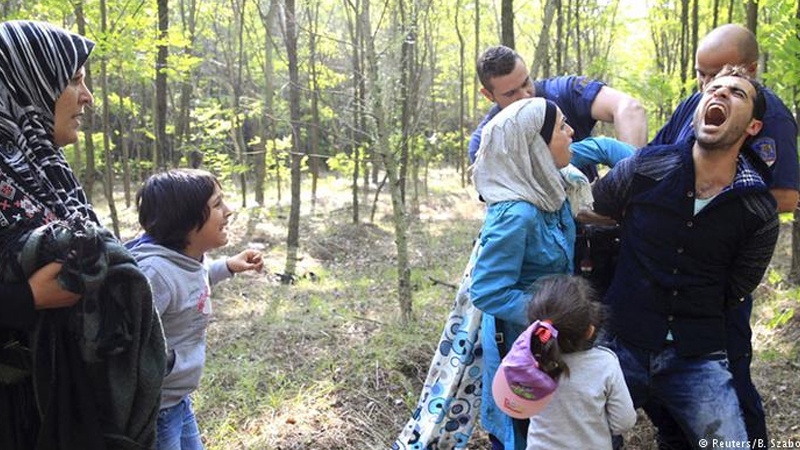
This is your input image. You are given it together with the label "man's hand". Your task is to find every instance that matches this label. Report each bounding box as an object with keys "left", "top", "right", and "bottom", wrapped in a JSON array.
[
  {"left": 770, "top": 188, "right": 799, "bottom": 214},
  {"left": 576, "top": 209, "right": 618, "bottom": 226}
]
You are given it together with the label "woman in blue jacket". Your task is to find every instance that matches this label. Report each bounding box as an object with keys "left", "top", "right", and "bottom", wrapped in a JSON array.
[{"left": 470, "top": 97, "right": 576, "bottom": 450}]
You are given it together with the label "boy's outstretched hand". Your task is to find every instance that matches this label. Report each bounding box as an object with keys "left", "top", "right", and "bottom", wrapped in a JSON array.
[{"left": 226, "top": 249, "right": 264, "bottom": 274}]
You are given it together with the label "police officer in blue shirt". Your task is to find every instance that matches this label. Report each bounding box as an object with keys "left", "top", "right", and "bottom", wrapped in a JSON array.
[{"left": 468, "top": 45, "right": 648, "bottom": 171}]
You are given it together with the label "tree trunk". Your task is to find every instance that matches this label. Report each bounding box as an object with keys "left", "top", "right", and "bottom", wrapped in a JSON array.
[
  {"left": 284, "top": 0, "right": 303, "bottom": 279},
  {"left": 75, "top": 1, "right": 97, "bottom": 202},
  {"left": 727, "top": 0, "right": 734, "bottom": 24},
  {"left": 531, "top": 0, "right": 558, "bottom": 79},
  {"left": 501, "top": 0, "right": 514, "bottom": 49},
  {"left": 679, "top": 0, "right": 689, "bottom": 97},
  {"left": 99, "top": 0, "right": 120, "bottom": 237},
  {"left": 556, "top": 0, "right": 563, "bottom": 74},
  {"left": 256, "top": 0, "right": 277, "bottom": 207},
  {"left": 308, "top": 3, "right": 322, "bottom": 212},
  {"left": 398, "top": 0, "right": 416, "bottom": 204},
  {"left": 790, "top": 0, "right": 800, "bottom": 283},
  {"left": 118, "top": 84, "right": 131, "bottom": 208},
  {"left": 230, "top": 0, "right": 248, "bottom": 208},
  {"left": 746, "top": 0, "right": 758, "bottom": 36},
  {"left": 456, "top": 0, "right": 466, "bottom": 186},
  {"left": 175, "top": 0, "right": 198, "bottom": 154},
  {"left": 472, "top": 0, "right": 479, "bottom": 125},
  {"left": 155, "top": 0, "right": 170, "bottom": 169},
  {"left": 574, "top": 0, "right": 582, "bottom": 73},
  {"left": 691, "top": 0, "right": 698, "bottom": 83},
  {"left": 344, "top": 0, "right": 362, "bottom": 223},
  {"left": 712, "top": 0, "right": 720, "bottom": 29},
  {"left": 363, "top": 0, "right": 413, "bottom": 322}
]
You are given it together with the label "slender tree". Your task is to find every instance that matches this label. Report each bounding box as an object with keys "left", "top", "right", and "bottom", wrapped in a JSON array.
[
  {"left": 790, "top": 0, "right": 800, "bottom": 283},
  {"left": 746, "top": 0, "right": 758, "bottom": 36},
  {"left": 530, "top": 0, "right": 558, "bottom": 79},
  {"left": 307, "top": 2, "right": 322, "bottom": 211},
  {"left": 284, "top": 0, "right": 303, "bottom": 279},
  {"left": 472, "top": 0, "right": 480, "bottom": 123},
  {"left": 256, "top": 0, "right": 277, "bottom": 206},
  {"left": 75, "top": 1, "right": 97, "bottom": 202},
  {"left": 344, "top": 0, "right": 362, "bottom": 223},
  {"left": 398, "top": 0, "right": 416, "bottom": 204},
  {"left": 556, "top": 0, "right": 563, "bottom": 73},
  {"left": 456, "top": 0, "right": 466, "bottom": 186},
  {"left": 174, "top": 0, "right": 199, "bottom": 153},
  {"left": 363, "top": 0, "right": 413, "bottom": 321},
  {"left": 501, "top": 0, "right": 514, "bottom": 48},
  {"left": 155, "top": 0, "right": 170, "bottom": 168},
  {"left": 228, "top": 0, "right": 248, "bottom": 207},
  {"left": 99, "top": 0, "right": 121, "bottom": 236}
]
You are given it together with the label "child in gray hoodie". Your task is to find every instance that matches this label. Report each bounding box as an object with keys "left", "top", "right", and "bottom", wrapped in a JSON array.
[{"left": 126, "top": 169, "right": 263, "bottom": 450}]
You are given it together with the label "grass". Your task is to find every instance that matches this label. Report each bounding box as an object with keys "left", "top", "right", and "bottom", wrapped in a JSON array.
[{"left": 93, "top": 166, "right": 800, "bottom": 449}]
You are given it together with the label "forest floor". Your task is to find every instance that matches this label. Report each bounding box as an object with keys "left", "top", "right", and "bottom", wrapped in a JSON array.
[{"left": 109, "top": 167, "right": 800, "bottom": 449}]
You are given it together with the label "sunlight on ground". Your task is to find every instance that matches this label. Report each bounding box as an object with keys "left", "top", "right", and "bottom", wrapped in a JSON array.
[{"left": 90, "top": 167, "right": 799, "bottom": 449}]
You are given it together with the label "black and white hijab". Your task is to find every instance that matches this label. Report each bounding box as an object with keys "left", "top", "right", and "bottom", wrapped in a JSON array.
[{"left": 0, "top": 20, "right": 96, "bottom": 230}]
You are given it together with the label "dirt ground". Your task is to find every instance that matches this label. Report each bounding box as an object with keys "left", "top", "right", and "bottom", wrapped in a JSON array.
[{"left": 193, "top": 174, "right": 800, "bottom": 449}]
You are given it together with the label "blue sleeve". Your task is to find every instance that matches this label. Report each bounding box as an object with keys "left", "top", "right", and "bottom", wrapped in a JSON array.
[
  {"left": 470, "top": 205, "right": 535, "bottom": 327},
  {"left": 755, "top": 92, "right": 799, "bottom": 191},
  {"left": 538, "top": 76, "right": 604, "bottom": 140},
  {"left": 570, "top": 136, "right": 635, "bottom": 169},
  {"left": 650, "top": 94, "right": 700, "bottom": 146},
  {"left": 468, "top": 104, "right": 501, "bottom": 163}
]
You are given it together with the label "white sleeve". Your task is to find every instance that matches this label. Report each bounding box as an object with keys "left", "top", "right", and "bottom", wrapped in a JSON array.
[
  {"left": 207, "top": 258, "right": 234, "bottom": 286},
  {"left": 605, "top": 356, "right": 637, "bottom": 435}
]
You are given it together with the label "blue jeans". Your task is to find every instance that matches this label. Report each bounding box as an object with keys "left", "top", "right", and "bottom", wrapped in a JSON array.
[
  {"left": 645, "top": 298, "right": 767, "bottom": 450},
  {"left": 725, "top": 297, "right": 767, "bottom": 446},
  {"left": 606, "top": 336, "right": 746, "bottom": 449},
  {"left": 157, "top": 397, "right": 204, "bottom": 450}
]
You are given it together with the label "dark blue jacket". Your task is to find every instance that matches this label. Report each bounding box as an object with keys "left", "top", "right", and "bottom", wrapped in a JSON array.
[{"left": 592, "top": 141, "right": 779, "bottom": 356}]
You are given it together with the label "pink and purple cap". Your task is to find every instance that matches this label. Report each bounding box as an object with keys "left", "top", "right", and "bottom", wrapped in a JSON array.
[{"left": 491, "top": 320, "right": 559, "bottom": 418}]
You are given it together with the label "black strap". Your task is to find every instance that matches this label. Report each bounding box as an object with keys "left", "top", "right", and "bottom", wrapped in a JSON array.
[{"left": 495, "top": 317, "right": 508, "bottom": 357}]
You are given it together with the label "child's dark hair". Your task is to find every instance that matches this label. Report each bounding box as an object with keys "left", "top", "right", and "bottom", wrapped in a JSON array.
[
  {"left": 526, "top": 274, "right": 605, "bottom": 379},
  {"left": 136, "top": 168, "right": 220, "bottom": 251}
]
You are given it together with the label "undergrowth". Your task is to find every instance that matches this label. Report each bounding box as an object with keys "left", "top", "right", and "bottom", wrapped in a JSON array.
[{"left": 92, "top": 167, "right": 799, "bottom": 449}]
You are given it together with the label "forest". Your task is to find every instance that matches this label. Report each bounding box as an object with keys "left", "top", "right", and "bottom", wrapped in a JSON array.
[
  {"left": 4, "top": 0, "right": 800, "bottom": 448},
  {"left": 6, "top": 0, "right": 800, "bottom": 318}
]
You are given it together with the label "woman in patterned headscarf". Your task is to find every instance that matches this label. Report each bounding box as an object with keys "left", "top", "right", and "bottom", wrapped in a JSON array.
[
  {"left": 0, "top": 21, "right": 164, "bottom": 450},
  {"left": 470, "top": 97, "right": 577, "bottom": 450}
]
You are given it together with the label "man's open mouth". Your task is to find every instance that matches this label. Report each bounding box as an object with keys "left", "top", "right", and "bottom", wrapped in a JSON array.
[{"left": 704, "top": 104, "right": 727, "bottom": 126}]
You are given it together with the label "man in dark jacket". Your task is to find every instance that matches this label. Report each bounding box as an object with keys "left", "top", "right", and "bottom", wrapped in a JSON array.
[{"left": 593, "top": 68, "right": 779, "bottom": 448}]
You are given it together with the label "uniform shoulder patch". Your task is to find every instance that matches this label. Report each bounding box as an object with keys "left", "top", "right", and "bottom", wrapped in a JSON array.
[{"left": 750, "top": 137, "right": 777, "bottom": 167}]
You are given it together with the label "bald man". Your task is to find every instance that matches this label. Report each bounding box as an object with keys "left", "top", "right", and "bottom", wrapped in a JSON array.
[
  {"left": 648, "top": 24, "right": 798, "bottom": 449},
  {"left": 653, "top": 24, "right": 799, "bottom": 212}
]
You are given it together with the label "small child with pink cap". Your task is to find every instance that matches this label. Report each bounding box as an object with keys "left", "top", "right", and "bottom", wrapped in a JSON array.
[{"left": 492, "top": 274, "right": 635, "bottom": 449}]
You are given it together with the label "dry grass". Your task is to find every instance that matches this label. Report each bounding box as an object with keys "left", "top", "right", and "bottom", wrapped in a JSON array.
[{"left": 100, "top": 168, "right": 800, "bottom": 449}]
